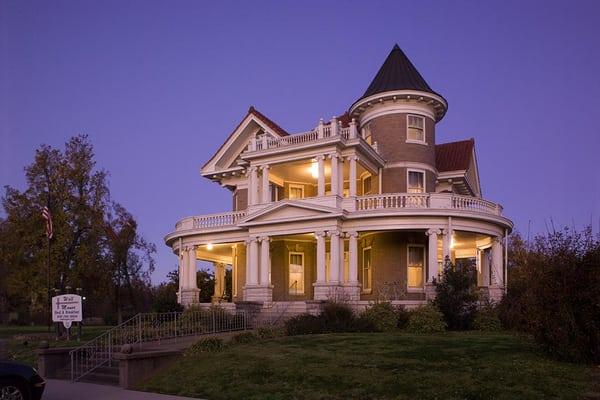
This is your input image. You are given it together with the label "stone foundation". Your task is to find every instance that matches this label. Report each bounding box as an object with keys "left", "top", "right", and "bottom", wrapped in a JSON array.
[
  {"left": 243, "top": 285, "right": 273, "bottom": 302},
  {"left": 179, "top": 288, "right": 200, "bottom": 307}
]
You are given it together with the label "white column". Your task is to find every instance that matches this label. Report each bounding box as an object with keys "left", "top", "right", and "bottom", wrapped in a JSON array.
[
  {"left": 328, "top": 230, "right": 341, "bottom": 283},
  {"left": 261, "top": 165, "right": 270, "bottom": 204},
  {"left": 317, "top": 155, "right": 325, "bottom": 197},
  {"left": 426, "top": 229, "right": 440, "bottom": 282},
  {"left": 246, "top": 237, "right": 259, "bottom": 285},
  {"left": 442, "top": 229, "right": 452, "bottom": 264},
  {"left": 338, "top": 157, "right": 344, "bottom": 196},
  {"left": 347, "top": 231, "right": 358, "bottom": 284},
  {"left": 232, "top": 245, "right": 238, "bottom": 298},
  {"left": 213, "top": 262, "right": 225, "bottom": 298},
  {"left": 259, "top": 236, "right": 270, "bottom": 286},
  {"left": 248, "top": 167, "right": 258, "bottom": 206},
  {"left": 330, "top": 154, "right": 339, "bottom": 196},
  {"left": 316, "top": 231, "right": 326, "bottom": 283},
  {"left": 187, "top": 246, "right": 197, "bottom": 289},
  {"left": 178, "top": 248, "right": 186, "bottom": 292},
  {"left": 491, "top": 237, "right": 504, "bottom": 286},
  {"left": 349, "top": 156, "right": 357, "bottom": 197}
]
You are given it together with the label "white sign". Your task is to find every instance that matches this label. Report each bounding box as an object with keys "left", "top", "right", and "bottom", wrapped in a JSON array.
[
  {"left": 52, "top": 294, "right": 82, "bottom": 324},
  {"left": 63, "top": 320, "right": 72, "bottom": 329}
]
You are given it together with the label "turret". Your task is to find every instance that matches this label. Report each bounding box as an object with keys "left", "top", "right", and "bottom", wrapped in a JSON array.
[{"left": 349, "top": 45, "right": 448, "bottom": 193}]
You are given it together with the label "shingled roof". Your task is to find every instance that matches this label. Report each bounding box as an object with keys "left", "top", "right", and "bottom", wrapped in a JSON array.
[
  {"left": 359, "top": 44, "right": 440, "bottom": 101},
  {"left": 248, "top": 106, "right": 289, "bottom": 137},
  {"left": 435, "top": 139, "right": 474, "bottom": 172}
]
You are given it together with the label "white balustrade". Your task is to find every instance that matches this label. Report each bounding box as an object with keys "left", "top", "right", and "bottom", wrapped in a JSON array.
[
  {"left": 356, "top": 193, "right": 503, "bottom": 216},
  {"left": 175, "top": 211, "right": 246, "bottom": 231}
]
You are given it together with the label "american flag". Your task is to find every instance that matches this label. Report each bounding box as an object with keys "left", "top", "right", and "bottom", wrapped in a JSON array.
[{"left": 42, "top": 206, "right": 53, "bottom": 239}]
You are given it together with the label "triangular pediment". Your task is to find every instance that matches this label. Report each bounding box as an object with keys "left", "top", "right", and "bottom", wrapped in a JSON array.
[
  {"left": 240, "top": 201, "right": 342, "bottom": 225},
  {"left": 201, "top": 107, "right": 288, "bottom": 175}
]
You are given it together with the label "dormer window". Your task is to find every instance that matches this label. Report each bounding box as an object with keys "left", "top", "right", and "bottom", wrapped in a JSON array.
[
  {"left": 407, "top": 115, "right": 425, "bottom": 143},
  {"left": 407, "top": 170, "right": 425, "bottom": 193}
]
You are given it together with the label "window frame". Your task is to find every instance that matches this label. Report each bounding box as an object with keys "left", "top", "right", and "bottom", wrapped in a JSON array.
[
  {"left": 407, "top": 169, "right": 426, "bottom": 193},
  {"left": 406, "top": 114, "right": 426, "bottom": 144},
  {"left": 361, "top": 174, "right": 372, "bottom": 195},
  {"left": 288, "top": 183, "right": 305, "bottom": 200},
  {"left": 288, "top": 251, "right": 305, "bottom": 295},
  {"left": 362, "top": 246, "right": 372, "bottom": 294},
  {"left": 407, "top": 244, "right": 426, "bottom": 291}
]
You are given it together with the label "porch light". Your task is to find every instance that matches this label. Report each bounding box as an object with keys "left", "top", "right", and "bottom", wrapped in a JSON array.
[
  {"left": 206, "top": 243, "right": 214, "bottom": 250},
  {"left": 450, "top": 235, "right": 456, "bottom": 249},
  {"left": 310, "top": 160, "right": 319, "bottom": 179}
]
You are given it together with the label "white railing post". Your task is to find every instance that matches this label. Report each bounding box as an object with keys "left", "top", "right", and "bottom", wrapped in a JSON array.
[
  {"left": 349, "top": 118, "right": 358, "bottom": 139},
  {"left": 330, "top": 116, "right": 338, "bottom": 136},
  {"left": 317, "top": 118, "right": 324, "bottom": 139}
]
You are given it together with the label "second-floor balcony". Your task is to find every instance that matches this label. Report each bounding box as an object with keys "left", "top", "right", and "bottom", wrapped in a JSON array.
[{"left": 172, "top": 192, "right": 505, "bottom": 234}]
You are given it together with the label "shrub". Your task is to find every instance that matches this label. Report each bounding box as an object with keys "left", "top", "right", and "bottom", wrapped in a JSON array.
[
  {"left": 285, "top": 314, "right": 324, "bottom": 336},
  {"left": 406, "top": 304, "right": 446, "bottom": 334},
  {"left": 256, "top": 326, "right": 283, "bottom": 340},
  {"left": 360, "top": 302, "right": 398, "bottom": 332},
  {"left": 434, "top": 258, "right": 479, "bottom": 330},
  {"left": 230, "top": 331, "right": 258, "bottom": 345},
  {"left": 185, "top": 337, "right": 224, "bottom": 356},
  {"left": 473, "top": 302, "right": 502, "bottom": 331},
  {"left": 320, "top": 301, "right": 356, "bottom": 332},
  {"left": 395, "top": 306, "right": 411, "bottom": 329},
  {"left": 500, "top": 228, "right": 600, "bottom": 363}
]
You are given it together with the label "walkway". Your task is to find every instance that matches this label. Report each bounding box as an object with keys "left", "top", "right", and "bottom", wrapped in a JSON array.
[{"left": 43, "top": 379, "right": 202, "bottom": 400}]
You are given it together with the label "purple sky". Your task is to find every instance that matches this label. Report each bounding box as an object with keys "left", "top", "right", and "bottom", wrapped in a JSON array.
[{"left": 2, "top": 1, "right": 599, "bottom": 283}]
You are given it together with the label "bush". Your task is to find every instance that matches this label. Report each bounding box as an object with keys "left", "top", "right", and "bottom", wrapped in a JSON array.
[
  {"left": 395, "top": 306, "right": 411, "bottom": 329},
  {"left": 360, "top": 302, "right": 398, "bottom": 332},
  {"left": 256, "top": 326, "right": 282, "bottom": 340},
  {"left": 406, "top": 304, "right": 446, "bottom": 334},
  {"left": 285, "top": 314, "right": 324, "bottom": 336},
  {"left": 500, "top": 228, "right": 600, "bottom": 363},
  {"left": 434, "top": 258, "right": 479, "bottom": 330},
  {"left": 185, "top": 337, "right": 224, "bottom": 356},
  {"left": 230, "top": 331, "right": 258, "bottom": 345},
  {"left": 473, "top": 302, "right": 502, "bottom": 331},
  {"left": 320, "top": 301, "right": 356, "bottom": 332}
]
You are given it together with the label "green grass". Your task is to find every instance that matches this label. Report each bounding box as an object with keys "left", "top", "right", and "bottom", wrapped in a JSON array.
[
  {"left": 139, "top": 331, "right": 595, "bottom": 400},
  {"left": 0, "top": 324, "right": 112, "bottom": 366}
]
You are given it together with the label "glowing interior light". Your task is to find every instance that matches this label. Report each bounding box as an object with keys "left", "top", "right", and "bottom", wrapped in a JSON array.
[
  {"left": 310, "top": 160, "right": 319, "bottom": 179},
  {"left": 450, "top": 236, "right": 456, "bottom": 249},
  {"left": 206, "top": 243, "right": 214, "bottom": 250}
]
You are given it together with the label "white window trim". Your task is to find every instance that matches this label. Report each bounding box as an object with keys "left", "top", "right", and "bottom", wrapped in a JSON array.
[
  {"left": 407, "top": 244, "right": 426, "bottom": 292},
  {"left": 288, "top": 183, "right": 305, "bottom": 199},
  {"left": 362, "top": 246, "right": 372, "bottom": 294},
  {"left": 406, "top": 114, "right": 427, "bottom": 145},
  {"left": 288, "top": 251, "right": 305, "bottom": 295},
  {"left": 407, "top": 168, "right": 426, "bottom": 193}
]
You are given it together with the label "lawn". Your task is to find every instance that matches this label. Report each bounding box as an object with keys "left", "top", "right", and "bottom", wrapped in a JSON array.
[
  {"left": 0, "top": 324, "right": 112, "bottom": 366},
  {"left": 139, "top": 331, "right": 596, "bottom": 400}
]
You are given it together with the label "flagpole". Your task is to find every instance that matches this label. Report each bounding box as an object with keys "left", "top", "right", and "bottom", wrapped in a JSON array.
[{"left": 47, "top": 228, "right": 51, "bottom": 333}]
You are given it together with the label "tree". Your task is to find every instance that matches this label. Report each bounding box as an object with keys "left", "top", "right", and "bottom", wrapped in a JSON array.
[
  {"left": 434, "top": 257, "right": 479, "bottom": 330},
  {"left": 0, "top": 135, "right": 155, "bottom": 323}
]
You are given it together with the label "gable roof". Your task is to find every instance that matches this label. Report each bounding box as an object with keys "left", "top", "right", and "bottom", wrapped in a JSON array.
[
  {"left": 435, "top": 138, "right": 475, "bottom": 172},
  {"left": 201, "top": 106, "right": 288, "bottom": 172},
  {"left": 359, "top": 44, "right": 441, "bottom": 101}
]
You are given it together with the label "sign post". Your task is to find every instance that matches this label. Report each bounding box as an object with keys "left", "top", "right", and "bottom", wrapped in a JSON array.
[{"left": 52, "top": 294, "right": 82, "bottom": 340}]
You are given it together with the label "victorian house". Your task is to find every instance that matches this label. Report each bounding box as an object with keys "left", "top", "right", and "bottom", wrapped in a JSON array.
[{"left": 165, "top": 45, "right": 513, "bottom": 311}]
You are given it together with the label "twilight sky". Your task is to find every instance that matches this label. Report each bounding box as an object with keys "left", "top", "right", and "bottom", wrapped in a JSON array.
[{"left": 2, "top": 0, "right": 599, "bottom": 283}]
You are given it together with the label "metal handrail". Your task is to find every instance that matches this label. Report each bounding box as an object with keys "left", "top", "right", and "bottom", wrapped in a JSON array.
[{"left": 70, "top": 308, "right": 247, "bottom": 382}]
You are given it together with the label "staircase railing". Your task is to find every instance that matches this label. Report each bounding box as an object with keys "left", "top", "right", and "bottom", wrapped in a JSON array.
[{"left": 70, "top": 308, "right": 247, "bottom": 382}]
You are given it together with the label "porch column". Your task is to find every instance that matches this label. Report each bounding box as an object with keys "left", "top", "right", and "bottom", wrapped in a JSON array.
[
  {"left": 315, "top": 231, "right": 326, "bottom": 283},
  {"left": 212, "top": 262, "right": 226, "bottom": 302},
  {"left": 246, "top": 237, "right": 259, "bottom": 285},
  {"left": 426, "top": 229, "right": 440, "bottom": 282},
  {"left": 442, "top": 229, "right": 451, "bottom": 265},
  {"left": 347, "top": 231, "right": 358, "bottom": 284},
  {"left": 491, "top": 237, "right": 504, "bottom": 286},
  {"left": 329, "top": 154, "right": 339, "bottom": 196},
  {"left": 260, "top": 165, "right": 270, "bottom": 204},
  {"left": 328, "top": 230, "right": 341, "bottom": 283},
  {"left": 187, "top": 246, "right": 197, "bottom": 290},
  {"left": 259, "top": 236, "right": 271, "bottom": 286},
  {"left": 348, "top": 156, "right": 357, "bottom": 197},
  {"left": 248, "top": 166, "right": 258, "bottom": 206},
  {"left": 317, "top": 155, "right": 325, "bottom": 197}
]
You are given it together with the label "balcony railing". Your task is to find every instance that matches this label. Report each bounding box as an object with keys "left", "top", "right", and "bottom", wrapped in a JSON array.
[
  {"left": 249, "top": 117, "right": 358, "bottom": 152},
  {"left": 355, "top": 193, "right": 503, "bottom": 215},
  {"left": 175, "top": 210, "right": 247, "bottom": 231}
]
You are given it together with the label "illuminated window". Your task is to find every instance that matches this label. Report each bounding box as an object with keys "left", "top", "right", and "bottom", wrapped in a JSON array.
[
  {"left": 407, "top": 170, "right": 425, "bottom": 193},
  {"left": 289, "top": 184, "right": 304, "bottom": 199},
  {"left": 289, "top": 252, "right": 304, "bottom": 295},
  {"left": 407, "top": 115, "right": 425, "bottom": 143},
  {"left": 362, "top": 175, "right": 372, "bottom": 195},
  {"left": 407, "top": 245, "right": 425, "bottom": 289},
  {"left": 362, "top": 247, "right": 372, "bottom": 293}
]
